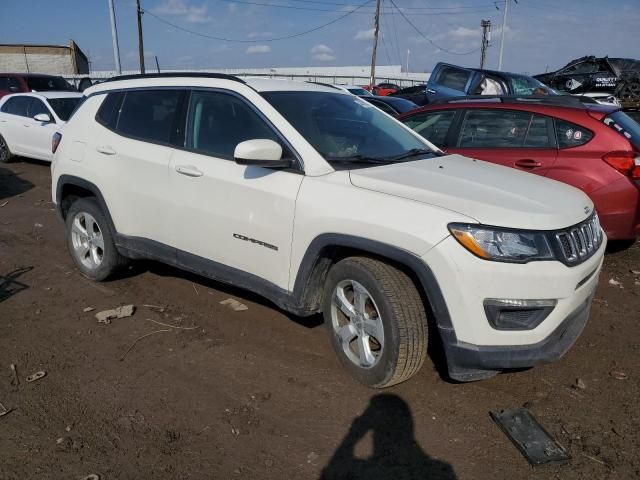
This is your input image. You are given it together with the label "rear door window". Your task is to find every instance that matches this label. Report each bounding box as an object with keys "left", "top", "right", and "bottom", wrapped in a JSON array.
[
  {"left": 554, "top": 119, "right": 593, "bottom": 148},
  {"left": 436, "top": 66, "right": 471, "bottom": 91},
  {"left": 115, "top": 90, "right": 184, "bottom": 145},
  {"left": 401, "top": 110, "right": 455, "bottom": 148},
  {"left": 459, "top": 109, "right": 533, "bottom": 148},
  {"left": 1, "top": 97, "right": 30, "bottom": 116}
]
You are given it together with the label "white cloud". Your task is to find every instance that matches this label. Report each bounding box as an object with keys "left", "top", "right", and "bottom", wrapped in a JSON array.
[
  {"left": 153, "top": 0, "right": 212, "bottom": 23},
  {"left": 448, "top": 26, "right": 478, "bottom": 39},
  {"left": 354, "top": 28, "right": 375, "bottom": 41},
  {"left": 246, "top": 45, "right": 271, "bottom": 54},
  {"left": 227, "top": 2, "right": 238, "bottom": 13},
  {"left": 310, "top": 44, "right": 336, "bottom": 61}
]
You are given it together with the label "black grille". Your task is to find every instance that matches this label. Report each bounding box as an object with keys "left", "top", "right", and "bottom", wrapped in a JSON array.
[{"left": 554, "top": 214, "right": 603, "bottom": 266}]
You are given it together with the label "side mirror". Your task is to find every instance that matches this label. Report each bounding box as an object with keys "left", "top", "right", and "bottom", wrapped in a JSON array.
[
  {"left": 234, "top": 139, "right": 290, "bottom": 168},
  {"left": 34, "top": 113, "right": 52, "bottom": 123}
]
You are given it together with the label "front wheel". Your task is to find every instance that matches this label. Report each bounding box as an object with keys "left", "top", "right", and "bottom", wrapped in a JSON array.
[{"left": 322, "top": 257, "right": 428, "bottom": 388}]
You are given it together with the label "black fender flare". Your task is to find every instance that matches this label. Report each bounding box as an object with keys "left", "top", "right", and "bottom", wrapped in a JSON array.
[{"left": 55, "top": 175, "right": 118, "bottom": 234}]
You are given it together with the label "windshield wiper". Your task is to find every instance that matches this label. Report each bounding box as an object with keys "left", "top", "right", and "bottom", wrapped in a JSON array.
[
  {"left": 382, "top": 148, "right": 439, "bottom": 162},
  {"left": 324, "top": 154, "right": 391, "bottom": 165}
]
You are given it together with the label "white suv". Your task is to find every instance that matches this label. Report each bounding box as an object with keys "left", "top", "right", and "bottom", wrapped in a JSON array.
[{"left": 51, "top": 74, "right": 606, "bottom": 387}]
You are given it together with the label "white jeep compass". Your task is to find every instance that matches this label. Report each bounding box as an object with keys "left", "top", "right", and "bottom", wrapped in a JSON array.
[{"left": 51, "top": 74, "right": 605, "bottom": 387}]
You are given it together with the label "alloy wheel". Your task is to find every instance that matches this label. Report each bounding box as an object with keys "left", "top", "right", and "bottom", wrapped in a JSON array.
[
  {"left": 70, "top": 211, "right": 105, "bottom": 270},
  {"left": 331, "top": 279, "right": 385, "bottom": 368}
]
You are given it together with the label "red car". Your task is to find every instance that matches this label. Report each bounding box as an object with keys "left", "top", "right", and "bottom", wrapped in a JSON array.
[
  {"left": 398, "top": 96, "right": 640, "bottom": 242},
  {"left": 363, "top": 82, "right": 400, "bottom": 96},
  {"left": 0, "top": 73, "right": 75, "bottom": 99}
]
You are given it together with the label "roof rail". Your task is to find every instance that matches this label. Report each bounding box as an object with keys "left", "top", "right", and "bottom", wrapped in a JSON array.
[
  {"left": 101, "top": 72, "right": 245, "bottom": 84},
  {"left": 305, "top": 81, "right": 341, "bottom": 90},
  {"left": 432, "top": 94, "right": 594, "bottom": 108}
]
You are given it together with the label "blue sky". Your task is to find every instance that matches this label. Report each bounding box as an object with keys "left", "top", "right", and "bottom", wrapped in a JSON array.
[{"left": 1, "top": 0, "right": 639, "bottom": 75}]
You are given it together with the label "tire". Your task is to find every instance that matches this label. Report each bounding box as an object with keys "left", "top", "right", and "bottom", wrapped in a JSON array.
[
  {"left": 65, "top": 197, "right": 128, "bottom": 281},
  {"left": 322, "top": 256, "right": 428, "bottom": 388},
  {"left": 0, "top": 134, "right": 14, "bottom": 163}
]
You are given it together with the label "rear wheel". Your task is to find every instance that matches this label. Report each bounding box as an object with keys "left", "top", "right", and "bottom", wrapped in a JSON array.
[
  {"left": 615, "top": 80, "right": 640, "bottom": 103},
  {"left": 65, "top": 197, "right": 128, "bottom": 281},
  {"left": 0, "top": 135, "right": 13, "bottom": 163},
  {"left": 322, "top": 257, "right": 428, "bottom": 388}
]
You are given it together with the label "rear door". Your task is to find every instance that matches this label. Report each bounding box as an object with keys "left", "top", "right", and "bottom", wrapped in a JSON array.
[
  {"left": 426, "top": 64, "right": 475, "bottom": 102},
  {"left": 92, "top": 88, "right": 185, "bottom": 245},
  {"left": 0, "top": 96, "right": 32, "bottom": 154},
  {"left": 446, "top": 108, "right": 558, "bottom": 175}
]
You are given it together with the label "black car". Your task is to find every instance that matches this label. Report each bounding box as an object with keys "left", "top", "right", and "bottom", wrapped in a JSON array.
[
  {"left": 388, "top": 84, "right": 429, "bottom": 106},
  {"left": 534, "top": 56, "right": 640, "bottom": 107},
  {"left": 361, "top": 95, "right": 418, "bottom": 116},
  {"left": 422, "top": 62, "right": 556, "bottom": 104}
]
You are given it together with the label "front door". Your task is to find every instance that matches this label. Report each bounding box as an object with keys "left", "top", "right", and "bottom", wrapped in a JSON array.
[
  {"left": 169, "top": 89, "right": 303, "bottom": 290},
  {"left": 22, "top": 97, "right": 58, "bottom": 161},
  {"left": 446, "top": 108, "right": 558, "bottom": 176}
]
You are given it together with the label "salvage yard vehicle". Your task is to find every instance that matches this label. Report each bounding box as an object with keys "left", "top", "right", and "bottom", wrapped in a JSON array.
[
  {"left": 52, "top": 73, "right": 605, "bottom": 387},
  {"left": 399, "top": 96, "right": 640, "bottom": 242},
  {"left": 361, "top": 95, "right": 418, "bottom": 116},
  {"left": 425, "top": 62, "right": 556, "bottom": 103},
  {"left": 0, "top": 73, "right": 76, "bottom": 99},
  {"left": 535, "top": 56, "right": 640, "bottom": 107},
  {"left": 0, "top": 92, "right": 83, "bottom": 163}
]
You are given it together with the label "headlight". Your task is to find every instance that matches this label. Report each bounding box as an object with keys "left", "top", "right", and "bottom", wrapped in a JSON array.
[{"left": 448, "top": 223, "right": 555, "bottom": 263}]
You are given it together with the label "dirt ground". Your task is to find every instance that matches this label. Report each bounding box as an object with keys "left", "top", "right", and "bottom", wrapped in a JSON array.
[{"left": 1, "top": 160, "right": 639, "bottom": 480}]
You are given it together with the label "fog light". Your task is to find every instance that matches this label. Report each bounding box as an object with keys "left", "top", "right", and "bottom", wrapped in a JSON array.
[{"left": 484, "top": 299, "right": 557, "bottom": 330}]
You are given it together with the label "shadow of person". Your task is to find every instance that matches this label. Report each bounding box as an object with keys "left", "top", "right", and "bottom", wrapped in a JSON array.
[{"left": 320, "top": 394, "right": 457, "bottom": 480}]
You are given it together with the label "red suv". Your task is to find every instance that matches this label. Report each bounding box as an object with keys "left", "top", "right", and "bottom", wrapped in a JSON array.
[
  {"left": 0, "top": 73, "right": 75, "bottom": 99},
  {"left": 398, "top": 97, "right": 640, "bottom": 242}
]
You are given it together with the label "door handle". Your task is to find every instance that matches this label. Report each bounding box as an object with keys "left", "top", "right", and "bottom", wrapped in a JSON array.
[
  {"left": 426, "top": 88, "right": 437, "bottom": 94},
  {"left": 95, "top": 145, "right": 116, "bottom": 155},
  {"left": 175, "top": 165, "right": 203, "bottom": 177},
  {"left": 515, "top": 159, "right": 542, "bottom": 169}
]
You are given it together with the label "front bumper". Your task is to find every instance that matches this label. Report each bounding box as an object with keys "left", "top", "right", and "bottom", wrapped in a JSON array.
[
  {"left": 421, "top": 234, "right": 605, "bottom": 382},
  {"left": 441, "top": 295, "right": 593, "bottom": 381}
]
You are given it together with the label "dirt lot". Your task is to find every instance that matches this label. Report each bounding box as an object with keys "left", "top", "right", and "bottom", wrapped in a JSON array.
[{"left": 1, "top": 160, "right": 639, "bottom": 480}]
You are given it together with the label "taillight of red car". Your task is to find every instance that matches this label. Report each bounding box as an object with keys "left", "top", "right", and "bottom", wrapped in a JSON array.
[
  {"left": 602, "top": 151, "right": 640, "bottom": 178},
  {"left": 52, "top": 132, "right": 62, "bottom": 154}
]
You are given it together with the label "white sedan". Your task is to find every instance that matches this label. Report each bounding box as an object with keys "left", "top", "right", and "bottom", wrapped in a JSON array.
[{"left": 0, "top": 91, "right": 83, "bottom": 163}]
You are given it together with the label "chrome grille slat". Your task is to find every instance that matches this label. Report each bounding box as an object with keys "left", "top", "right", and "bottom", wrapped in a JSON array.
[{"left": 554, "top": 214, "right": 602, "bottom": 266}]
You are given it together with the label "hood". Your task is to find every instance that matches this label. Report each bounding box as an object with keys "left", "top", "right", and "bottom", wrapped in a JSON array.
[{"left": 349, "top": 154, "right": 593, "bottom": 230}]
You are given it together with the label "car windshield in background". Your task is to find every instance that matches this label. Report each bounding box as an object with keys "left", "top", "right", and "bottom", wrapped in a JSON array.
[
  {"left": 26, "top": 76, "right": 73, "bottom": 92},
  {"left": 509, "top": 75, "right": 556, "bottom": 95},
  {"left": 604, "top": 110, "right": 640, "bottom": 150},
  {"left": 347, "top": 88, "right": 372, "bottom": 96},
  {"left": 262, "top": 91, "right": 436, "bottom": 166},
  {"left": 48, "top": 97, "right": 82, "bottom": 121}
]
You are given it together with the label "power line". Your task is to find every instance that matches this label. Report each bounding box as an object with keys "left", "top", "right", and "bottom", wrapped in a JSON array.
[
  {"left": 142, "top": 0, "right": 374, "bottom": 43},
  {"left": 281, "top": 0, "right": 500, "bottom": 9},
  {"left": 387, "top": 0, "right": 481, "bottom": 55},
  {"left": 214, "top": 0, "right": 495, "bottom": 15},
  {"left": 388, "top": 0, "right": 404, "bottom": 66}
]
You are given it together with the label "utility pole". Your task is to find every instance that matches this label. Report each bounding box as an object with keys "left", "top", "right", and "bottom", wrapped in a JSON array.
[
  {"left": 498, "top": 0, "right": 509, "bottom": 70},
  {"left": 480, "top": 20, "right": 491, "bottom": 69},
  {"left": 107, "top": 0, "right": 122, "bottom": 74},
  {"left": 136, "top": 0, "right": 145, "bottom": 74},
  {"left": 406, "top": 49, "right": 410, "bottom": 76},
  {"left": 369, "top": 0, "right": 381, "bottom": 90}
]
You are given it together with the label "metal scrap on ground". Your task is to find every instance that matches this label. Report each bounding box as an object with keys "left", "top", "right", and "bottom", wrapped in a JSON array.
[
  {"left": 95, "top": 304, "right": 136, "bottom": 324},
  {"left": 25, "top": 371, "right": 46, "bottom": 383},
  {"left": 220, "top": 298, "right": 249, "bottom": 311}
]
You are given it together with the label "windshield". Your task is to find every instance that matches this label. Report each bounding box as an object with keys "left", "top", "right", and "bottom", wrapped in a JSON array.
[
  {"left": 47, "top": 97, "right": 82, "bottom": 121},
  {"left": 604, "top": 110, "right": 640, "bottom": 151},
  {"left": 509, "top": 74, "right": 556, "bottom": 95},
  {"left": 262, "top": 91, "right": 435, "bottom": 165},
  {"left": 347, "top": 88, "right": 372, "bottom": 96},
  {"left": 27, "top": 76, "right": 74, "bottom": 92}
]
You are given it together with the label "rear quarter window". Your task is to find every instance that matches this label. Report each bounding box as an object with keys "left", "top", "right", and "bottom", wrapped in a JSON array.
[
  {"left": 554, "top": 119, "right": 593, "bottom": 148},
  {"left": 95, "top": 92, "right": 125, "bottom": 128}
]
